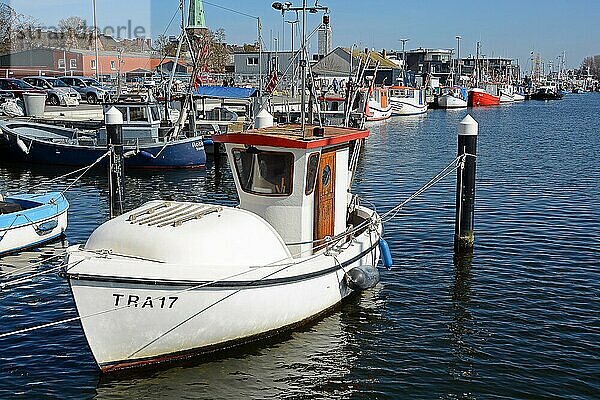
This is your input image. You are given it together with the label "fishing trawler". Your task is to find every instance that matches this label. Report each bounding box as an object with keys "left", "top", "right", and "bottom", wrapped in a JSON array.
[
  {"left": 62, "top": 0, "right": 388, "bottom": 373},
  {"left": 388, "top": 86, "right": 428, "bottom": 115},
  {"left": 64, "top": 122, "right": 386, "bottom": 372}
]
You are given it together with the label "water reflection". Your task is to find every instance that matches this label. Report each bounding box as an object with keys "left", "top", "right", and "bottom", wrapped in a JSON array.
[{"left": 448, "top": 255, "right": 477, "bottom": 388}]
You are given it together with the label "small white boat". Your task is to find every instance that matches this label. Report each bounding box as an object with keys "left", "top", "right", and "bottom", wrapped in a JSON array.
[
  {"left": 64, "top": 123, "right": 387, "bottom": 372},
  {"left": 388, "top": 86, "right": 428, "bottom": 115},
  {"left": 437, "top": 87, "right": 468, "bottom": 109},
  {"left": 0, "top": 192, "right": 68, "bottom": 255},
  {"left": 364, "top": 87, "right": 392, "bottom": 121}
]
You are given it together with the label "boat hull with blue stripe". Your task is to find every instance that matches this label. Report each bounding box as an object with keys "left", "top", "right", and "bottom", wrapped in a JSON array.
[
  {"left": 0, "top": 121, "right": 206, "bottom": 168},
  {"left": 0, "top": 192, "right": 68, "bottom": 256}
]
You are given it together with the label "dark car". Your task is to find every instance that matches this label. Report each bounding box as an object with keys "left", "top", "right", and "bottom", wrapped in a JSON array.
[{"left": 0, "top": 78, "right": 46, "bottom": 99}]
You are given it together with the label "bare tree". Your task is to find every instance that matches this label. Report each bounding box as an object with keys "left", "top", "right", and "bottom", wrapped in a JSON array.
[{"left": 581, "top": 55, "right": 600, "bottom": 79}]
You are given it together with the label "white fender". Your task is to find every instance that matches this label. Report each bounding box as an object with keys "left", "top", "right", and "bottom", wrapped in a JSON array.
[{"left": 16, "top": 137, "right": 30, "bottom": 155}]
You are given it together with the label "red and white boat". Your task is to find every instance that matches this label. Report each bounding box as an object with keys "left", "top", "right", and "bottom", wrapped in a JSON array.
[{"left": 468, "top": 87, "right": 500, "bottom": 107}]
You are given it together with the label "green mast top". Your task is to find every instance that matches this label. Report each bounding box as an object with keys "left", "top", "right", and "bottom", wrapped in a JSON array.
[{"left": 188, "top": 0, "right": 207, "bottom": 29}]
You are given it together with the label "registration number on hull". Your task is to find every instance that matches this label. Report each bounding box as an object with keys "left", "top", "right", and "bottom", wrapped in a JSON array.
[{"left": 113, "top": 294, "right": 178, "bottom": 309}]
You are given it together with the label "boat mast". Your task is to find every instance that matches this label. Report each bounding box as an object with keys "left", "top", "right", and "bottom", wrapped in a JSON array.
[
  {"left": 300, "top": 0, "right": 307, "bottom": 135},
  {"left": 475, "top": 41, "right": 480, "bottom": 87},
  {"left": 92, "top": 0, "right": 100, "bottom": 80}
]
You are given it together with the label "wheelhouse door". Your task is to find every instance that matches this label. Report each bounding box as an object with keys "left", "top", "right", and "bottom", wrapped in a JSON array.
[{"left": 314, "top": 150, "right": 336, "bottom": 245}]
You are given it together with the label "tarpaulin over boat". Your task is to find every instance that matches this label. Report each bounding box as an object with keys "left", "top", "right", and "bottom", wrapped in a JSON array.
[{"left": 193, "top": 86, "right": 257, "bottom": 99}]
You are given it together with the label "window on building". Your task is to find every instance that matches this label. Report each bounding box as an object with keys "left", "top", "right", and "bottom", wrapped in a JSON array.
[
  {"left": 58, "top": 59, "right": 65, "bottom": 69},
  {"left": 233, "top": 148, "right": 294, "bottom": 196},
  {"left": 110, "top": 60, "right": 116, "bottom": 70},
  {"left": 247, "top": 57, "right": 259, "bottom": 66},
  {"left": 90, "top": 59, "right": 96, "bottom": 70},
  {"left": 69, "top": 59, "right": 77, "bottom": 69}
]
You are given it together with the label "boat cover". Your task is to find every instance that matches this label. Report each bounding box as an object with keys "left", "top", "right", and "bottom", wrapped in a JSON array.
[{"left": 193, "top": 86, "right": 257, "bottom": 99}]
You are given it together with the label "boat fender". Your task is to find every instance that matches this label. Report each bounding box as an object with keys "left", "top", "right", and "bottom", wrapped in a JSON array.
[
  {"left": 140, "top": 150, "right": 156, "bottom": 159},
  {"left": 16, "top": 138, "right": 30, "bottom": 155},
  {"left": 35, "top": 220, "right": 58, "bottom": 235},
  {"left": 345, "top": 265, "right": 380, "bottom": 291},
  {"left": 379, "top": 238, "right": 393, "bottom": 269},
  {"left": 123, "top": 150, "right": 138, "bottom": 159}
]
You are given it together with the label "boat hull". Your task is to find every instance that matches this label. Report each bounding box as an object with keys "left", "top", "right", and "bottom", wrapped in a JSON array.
[
  {"left": 0, "top": 193, "right": 68, "bottom": 255},
  {"left": 365, "top": 105, "right": 392, "bottom": 121},
  {"left": 437, "top": 94, "right": 467, "bottom": 109},
  {"left": 66, "top": 218, "right": 381, "bottom": 372},
  {"left": 0, "top": 127, "right": 206, "bottom": 168},
  {"left": 389, "top": 99, "right": 428, "bottom": 115},
  {"left": 468, "top": 89, "right": 500, "bottom": 107}
]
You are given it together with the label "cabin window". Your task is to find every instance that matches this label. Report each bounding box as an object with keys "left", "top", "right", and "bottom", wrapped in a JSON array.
[
  {"left": 305, "top": 153, "right": 320, "bottom": 195},
  {"left": 233, "top": 149, "right": 294, "bottom": 196},
  {"left": 129, "top": 106, "right": 148, "bottom": 122},
  {"left": 150, "top": 106, "right": 161, "bottom": 122}
]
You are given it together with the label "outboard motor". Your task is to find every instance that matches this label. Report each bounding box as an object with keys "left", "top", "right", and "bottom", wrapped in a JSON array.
[{"left": 345, "top": 264, "right": 380, "bottom": 291}]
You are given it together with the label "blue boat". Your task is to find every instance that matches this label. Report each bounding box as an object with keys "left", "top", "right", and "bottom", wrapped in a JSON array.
[
  {"left": 0, "top": 192, "right": 68, "bottom": 255},
  {"left": 0, "top": 121, "right": 206, "bottom": 168},
  {"left": 0, "top": 100, "right": 206, "bottom": 168}
]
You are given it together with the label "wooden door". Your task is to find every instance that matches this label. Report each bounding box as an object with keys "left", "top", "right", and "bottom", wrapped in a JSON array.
[{"left": 314, "top": 150, "right": 336, "bottom": 244}]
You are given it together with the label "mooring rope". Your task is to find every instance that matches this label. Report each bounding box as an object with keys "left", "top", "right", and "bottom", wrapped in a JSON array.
[{"left": 0, "top": 253, "right": 66, "bottom": 279}]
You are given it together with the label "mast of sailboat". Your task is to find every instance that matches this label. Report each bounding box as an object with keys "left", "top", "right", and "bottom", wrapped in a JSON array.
[
  {"left": 272, "top": 1, "right": 328, "bottom": 137},
  {"left": 456, "top": 35, "right": 462, "bottom": 85},
  {"left": 166, "top": 0, "right": 186, "bottom": 115},
  {"left": 475, "top": 41, "right": 480, "bottom": 87},
  {"left": 92, "top": 0, "right": 100, "bottom": 80}
]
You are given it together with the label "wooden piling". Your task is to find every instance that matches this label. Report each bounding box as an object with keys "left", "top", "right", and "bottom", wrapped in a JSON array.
[
  {"left": 454, "top": 115, "right": 478, "bottom": 256},
  {"left": 105, "top": 106, "right": 125, "bottom": 218}
]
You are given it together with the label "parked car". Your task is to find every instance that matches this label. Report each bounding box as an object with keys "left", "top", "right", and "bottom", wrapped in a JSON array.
[
  {"left": 59, "top": 76, "right": 112, "bottom": 104},
  {"left": 0, "top": 78, "right": 46, "bottom": 100},
  {"left": 22, "top": 76, "right": 81, "bottom": 106}
]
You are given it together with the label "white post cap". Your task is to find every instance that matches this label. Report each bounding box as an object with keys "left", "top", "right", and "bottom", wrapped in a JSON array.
[
  {"left": 105, "top": 106, "right": 123, "bottom": 125},
  {"left": 459, "top": 114, "right": 478, "bottom": 136}
]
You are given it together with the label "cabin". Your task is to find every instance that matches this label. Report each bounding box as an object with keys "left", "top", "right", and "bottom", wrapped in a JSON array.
[{"left": 214, "top": 124, "right": 369, "bottom": 257}]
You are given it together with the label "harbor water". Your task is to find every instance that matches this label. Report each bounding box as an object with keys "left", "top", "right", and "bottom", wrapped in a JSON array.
[{"left": 0, "top": 94, "right": 598, "bottom": 399}]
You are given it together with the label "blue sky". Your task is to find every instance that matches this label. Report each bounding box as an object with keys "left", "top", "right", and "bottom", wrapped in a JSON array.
[{"left": 6, "top": 0, "right": 600, "bottom": 69}]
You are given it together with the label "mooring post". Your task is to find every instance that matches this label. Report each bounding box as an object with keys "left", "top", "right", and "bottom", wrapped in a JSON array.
[
  {"left": 105, "top": 106, "right": 125, "bottom": 218},
  {"left": 454, "top": 114, "right": 478, "bottom": 256}
]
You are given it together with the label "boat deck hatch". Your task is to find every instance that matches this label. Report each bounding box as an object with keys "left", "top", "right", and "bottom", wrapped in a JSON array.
[{"left": 127, "top": 202, "right": 222, "bottom": 227}]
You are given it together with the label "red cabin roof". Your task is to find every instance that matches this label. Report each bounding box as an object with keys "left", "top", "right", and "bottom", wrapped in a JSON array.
[{"left": 213, "top": 125, "right": 369, "bottom": 149}]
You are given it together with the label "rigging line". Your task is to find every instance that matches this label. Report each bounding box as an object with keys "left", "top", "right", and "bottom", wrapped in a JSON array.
[
  {"left": 126, "top": 242, "right": 335, "bottom": 359},
  {"left": 0, "top": 263, "right": 66, "bottom": 291},
  {"left": 58, "top": 151, "right": 110, "bottom": 197},
  {"left": 0, "top": 253, "right": 66, "bottom": 279},
  {"left": 202, "top": 1, "right": 258, "bottom": 20},
  {"left": 382, "top": 155, "right": 465, "bottom": 222}
]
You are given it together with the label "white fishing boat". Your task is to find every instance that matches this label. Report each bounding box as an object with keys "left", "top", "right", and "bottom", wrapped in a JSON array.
[
  {"left": 388, "top": 86, "right": 428, "bottom": 115},
  {"left": 0, "top": 192, "right": 68, "bottom": 255},
  {"left": 364, "top": 87, "right": 392, "bottom": 121},
  {"left": 437, "top": 87, "right": 468, "bottom": 109},
  {"left": 499, "top": 86, "right": 515, "bottom": 103},
  {"left": 64, "top": 123, "right": 389, "bottom": 372}
]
